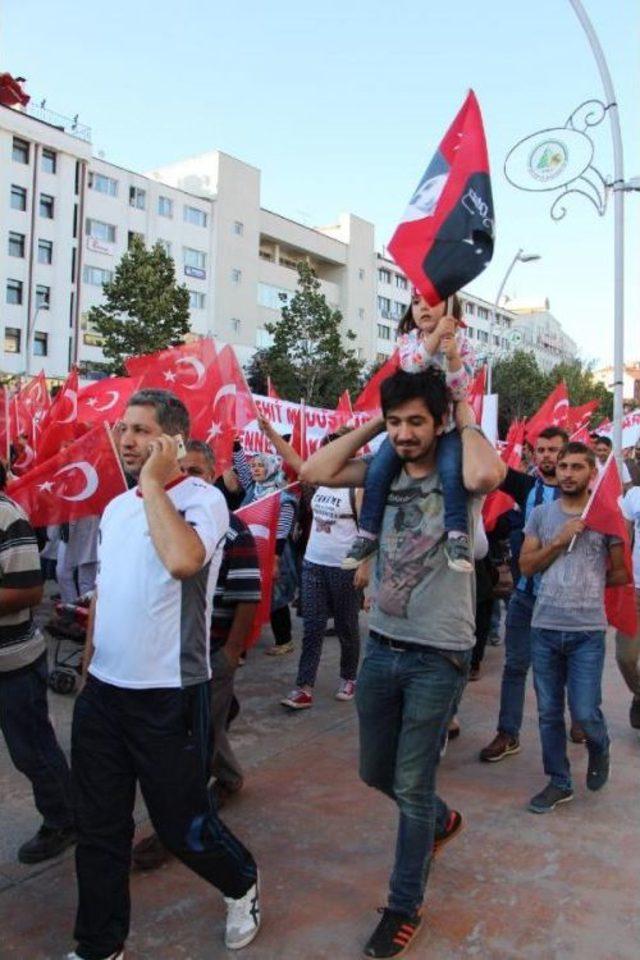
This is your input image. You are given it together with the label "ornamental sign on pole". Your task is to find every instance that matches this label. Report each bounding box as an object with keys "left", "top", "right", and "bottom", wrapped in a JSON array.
[{"left": 504, "top": 101, "right": 608, "bottom": 219}]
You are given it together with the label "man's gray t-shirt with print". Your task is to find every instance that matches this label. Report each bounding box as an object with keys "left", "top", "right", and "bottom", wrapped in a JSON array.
[
  {"left": 525, "top": 498, "right": 616, "bottom": 631},
  {"left": 369, "top": 469, "right": 476, "bottom": 651}
]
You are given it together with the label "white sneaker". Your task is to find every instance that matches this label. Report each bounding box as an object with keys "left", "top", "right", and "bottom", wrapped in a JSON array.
[
  {"left": 66, "top": 952, "right": 124, "bottom": 959},
  {"left": 224, "top": 873, "right": 261, "bottom": 949},
  {"left": 335, "top": 679, "right": 356, "bottom": 701}
]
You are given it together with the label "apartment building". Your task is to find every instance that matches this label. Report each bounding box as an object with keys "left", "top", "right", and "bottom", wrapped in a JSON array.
[{"left": 1, "top": 97, "right": 576, "bottom": 381}]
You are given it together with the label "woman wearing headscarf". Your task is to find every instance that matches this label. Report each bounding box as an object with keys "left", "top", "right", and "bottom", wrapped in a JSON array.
[{"left": 233, "top": 444, "right": 299, "bottom": 655}]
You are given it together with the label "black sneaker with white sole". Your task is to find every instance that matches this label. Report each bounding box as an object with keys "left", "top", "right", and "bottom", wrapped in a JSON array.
[
  {"left": 444, "top": 535, "right": 473, "bottom": 573},
  {"left": 528, "top": 783, "right": 574, "bottom": 814},
  {"left": 363, "top": 907, "right": 423, "bottom": 958},
  {"left": 341, "top": 535, "right": 378, "bottom": 570},
  {"left": 586, "top": 746, "right": 610, "bottom": 791}
]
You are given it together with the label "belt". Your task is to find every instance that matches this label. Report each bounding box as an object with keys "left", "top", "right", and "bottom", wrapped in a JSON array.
[{"left": 370, "top": 630, "right": 427, "bottom": 653}]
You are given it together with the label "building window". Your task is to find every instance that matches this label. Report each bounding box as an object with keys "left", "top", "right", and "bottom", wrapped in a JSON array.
[
  {"left": 129, "top": 186, "right": 146, "bottom": 210},
  {"left": 184, "top": 206, "right": 208, "bottom": 227},
  {"left": 156, "top": 239, "right": 172, "bottom": 255},
  {"left": 256, "top": 328, "right": 274, "bottom": 348},
  {"left": 231, "top": 317, "right": 241, "bottom": 332},
  {"left": 4, "top": 327, "right": 21, "bottom": 353},
  {"left": 358, "top": 268, "right": 365, "bottom": 281},
  {"left": 12, "top": 137, "right": 29, "bottom": 164},
  {"left": 478, "top": 306, "right": 489, "bottom": 320},
  {"left": 395, "top": 275, "right": 408, "bottom": 290},
  {"left": 128, "top": 231, "right": 144, "bottom": 249},
  {"left": 188, "top": 290, "right": 206, "bottom": 310},
  {"left": 35, "top": 285, "right": 51, "bottom": 310},
  {"left": 158, "top": 196, "right": 173, "bottom": 217},
  {"left": 6, "top": 279, "right": 23, "bottom": 305},
  {"left": 378, "top": 268, "right": 392, "bottom": 284},
  {"left": 377, "top": 296, "right": 391, "bottom": 318},
  {"left": 33, "top": 332, "right": 48, "bottom": 357},
  {"left": 258, "top": 283, "right": 293, "bottom": 310},
  {"left": 83, "top": 265, "right": 114, "bottom": 286},
  {"left": 465, "top": 301, "right": 475, "bottom": 315},
  {"left": 377, "top": 324, "right": 391, "bottom": 341},
  {"left": 233, "top": 220, "right": 244, "bottom": 236},
  {"left": 88, "top": 172, "right": 118, "bottom": 196},
  {"left": 184, "top": 247, "right": 206, "bottom": 278},
  {"left": 8, "top": 232, "right": 25, "bottom": 258},
  {"left": 39, "top": 193, "right": 54, "bottom": 219},
  {"left": 86, "top": 218, "right": 116, "bottom": 243},
  {"left": 392, "top": 300, "right": 406, "bottom": 319},
  {"left": 38, "top": 239, "right": 53, "bottom": 265},
  {"left": 231, "top": 268, "right": 242, "bottom": 283},
  {"left": 11, "top": 185, "right": 27, "bottom": 211},
  {"left": 467, "top": 327, "right": 474, "bottom": 339},
  {"left": 42, "top": 149, "right": 57, "bottom": 174}
]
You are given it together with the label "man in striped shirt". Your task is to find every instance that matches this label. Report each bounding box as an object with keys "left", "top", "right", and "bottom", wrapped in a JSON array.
[{"left": 0, "top": 462, "right": 74, "bottom": 863}]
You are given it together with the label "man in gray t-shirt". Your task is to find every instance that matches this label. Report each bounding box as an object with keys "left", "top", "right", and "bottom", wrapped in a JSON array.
[
  {"left": 519, "top": 441, "right": 627, "bottom": 816},
  {"left": 300, "top": 368, "right": 505, "bottom": 957}
]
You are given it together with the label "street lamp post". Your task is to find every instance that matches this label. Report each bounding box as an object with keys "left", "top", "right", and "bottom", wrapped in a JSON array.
[
  {"left": 486, "top": 249, "right": 540, "bottom": 394},
  {"left": 568, "top": 0, "right": 625, "bottom": 460},
  {"left": 25, "top": 305, "right": 43, "bottom": 378}
]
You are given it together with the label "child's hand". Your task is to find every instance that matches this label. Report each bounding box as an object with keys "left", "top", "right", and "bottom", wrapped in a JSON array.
[
  {"left": 435, "top": 316, "right": 456, "bottom": 341},
  {"left": 440, "top": 334, "right": 459, "bottom": 361}
]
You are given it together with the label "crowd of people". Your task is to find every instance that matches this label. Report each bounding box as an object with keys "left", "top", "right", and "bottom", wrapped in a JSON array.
[{"left": 1, "top": 291, "right": 639, "bottom": 960}]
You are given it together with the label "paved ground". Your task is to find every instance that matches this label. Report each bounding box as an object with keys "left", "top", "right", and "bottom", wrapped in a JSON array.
[{"left": 1, "top": 611, "right": 639, "bottom": 960}]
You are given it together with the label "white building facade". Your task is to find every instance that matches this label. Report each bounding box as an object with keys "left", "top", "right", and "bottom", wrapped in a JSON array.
[{"left": 1, "top": 100, "right": 576, "bottom": 380}]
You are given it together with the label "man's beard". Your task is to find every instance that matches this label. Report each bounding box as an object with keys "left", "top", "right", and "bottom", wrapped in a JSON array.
[
  {"left": 561, "top": 482, "right": 589, "bottom": 498},
  {"left": 538, "top": 463, "right": 555, "bottom": 478}
]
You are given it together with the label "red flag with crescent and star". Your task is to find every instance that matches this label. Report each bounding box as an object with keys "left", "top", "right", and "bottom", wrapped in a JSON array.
[
  {"left": 525, "top": 382, "right": 569, "bottom": 445},
  {"left": 36, "top": 369, "right": 85, "bottom": 465},
  {"left": 234, "top": 490, "right": 282, "bottom": 649},
  {"left": 77, "top": 376, "right": 142, "bottom": 425},
  {"left": 353, "top": 351, "right": 401, "bottom": 415},
  {"left": 388, "top": 90, "right": 495, "bottom": 306},
  {"left": 7, "top": 423, "right": 127, "bottom": 526}
]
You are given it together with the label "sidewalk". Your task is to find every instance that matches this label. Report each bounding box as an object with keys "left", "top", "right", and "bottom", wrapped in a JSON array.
[{"left": 1, "top": 619, "right": 639, "bottom": 959}]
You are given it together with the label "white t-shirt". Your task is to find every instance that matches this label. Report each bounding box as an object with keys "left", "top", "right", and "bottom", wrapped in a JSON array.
[
  {"left": 597, "top": 458, "right": 631, "bottom": 484},
  {"left": 90, "top": 476, "right": 229, "bottom": 689},
  {"left": 304, "top": 486, "right": 358, "bottom": 567},
  {"left": 622, "top": 486, "right": 640, "bottom": 588}
]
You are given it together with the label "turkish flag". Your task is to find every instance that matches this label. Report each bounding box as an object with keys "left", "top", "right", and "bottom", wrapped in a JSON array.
[
  {"left": 482, "top": 419, "right": 526, "bottom": 532},
  {"left": 0, "top": 73, "right": 30, "bottom": 108},
  {"left": 216, "top": 345, "right": 259, "bottom": 429},
  {"left": 525, "top": 382, "right": 569, "bottom": 445},
  {"left": 9, "top": 371, "right": 50, "bottom": 447},
  {"left": 234, "top": 491, "right": 281, "bottom": 648},
  {"left": 469, "top": 366, "right": 486, "bottom": 424},
  {"left": 77, "top": 376, "right": 142, "bottom": 425},
  {"left": 570, "top": 424, "right": 593, "bottom": 445},
  {"left": 567, "top": 401, "right": 598, "bottom": 434},
  {"left": 8, "top": 423, "right": 127, "bottom": 527},
  {"left": 267, "top": 377, "right": 280, "bottom": 400},
  {"left": 125, "top": 337, "right": 218, "bottom": 385},
  {"left": 582, "top": 454, "right": 637, "bottom": 635},
  {"left": 36, "top": 369, "right": 83, "bottom": 464},
  {"left": 354, "top": 351, "right": 400, "bottom": 414},
  {"left": 388, "top": 90, "right": 494, "bottom": 306}
]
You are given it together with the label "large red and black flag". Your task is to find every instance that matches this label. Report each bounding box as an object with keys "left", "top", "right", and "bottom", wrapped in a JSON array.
[{"left": 388, "top": 90, "right": 494, "bottom": 306}]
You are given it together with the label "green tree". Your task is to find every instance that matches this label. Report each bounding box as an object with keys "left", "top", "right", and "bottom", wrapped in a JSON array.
[
  {"left": 251, "top": 261, "right": 364, "bottom": 407},
  {"left": 492, "top": 350, "right": 613, "bottom": 437},
  {"left": 86, "top": 236, "right": 191, "bottom": 374}
]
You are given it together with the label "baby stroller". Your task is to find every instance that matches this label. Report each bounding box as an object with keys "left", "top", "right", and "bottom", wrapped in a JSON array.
[{"left": 45, "top": 596, "right": 91, "bottom": 694}]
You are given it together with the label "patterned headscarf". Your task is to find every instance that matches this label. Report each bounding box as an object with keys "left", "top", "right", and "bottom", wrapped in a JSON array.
[{"left": 250, "top": 453, "right": 285, "bottom": 499}]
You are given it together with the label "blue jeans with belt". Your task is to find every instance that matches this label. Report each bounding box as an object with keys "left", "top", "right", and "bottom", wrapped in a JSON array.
[
  {"left": 356, "top": 634, "right": 469, "bottom": 915},
  {"left": 531, "top": 627, "right": 609, "bottom": 791}
]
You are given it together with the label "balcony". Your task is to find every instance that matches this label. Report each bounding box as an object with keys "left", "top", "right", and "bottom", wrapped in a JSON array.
[{"left": 23, "top": 101, "right": 92, "bottom": 143}]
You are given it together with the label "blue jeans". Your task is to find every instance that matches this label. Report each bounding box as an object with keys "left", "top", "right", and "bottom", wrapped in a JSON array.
[
  {"left": 497, "top": 590, "right": 536, "bottom": 737},
  {"left": 531, "top": 628, "right": 609, "bottom": 791},
  {"left": 359, "top": 432, "right": 467, "bottom": 537},
  {"left": 357, "top": 635, "right": 469, "bottom": 915},
  {"left": 0, "top": 653, "right": 73, "bottom": 830}
]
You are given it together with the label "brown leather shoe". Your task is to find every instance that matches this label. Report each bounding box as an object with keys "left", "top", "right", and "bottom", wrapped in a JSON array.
[
  {"left": 479, "top": 732, "right": 520, "bottom": 763},
  {"left": 132, "top": 832, "right": 171, "bottom": 871},
  {"left": 569, "top": 722, "right": 587, "bottom": 744}
]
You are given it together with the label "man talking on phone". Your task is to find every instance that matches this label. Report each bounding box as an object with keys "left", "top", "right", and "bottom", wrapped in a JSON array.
[{"left": 68, "top": 390, "right": 260, "bottom": 960}]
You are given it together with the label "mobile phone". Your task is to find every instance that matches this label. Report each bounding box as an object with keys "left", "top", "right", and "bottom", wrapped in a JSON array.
[{"left": 175, "top": 434, "right": 187, "bottom": 459}]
